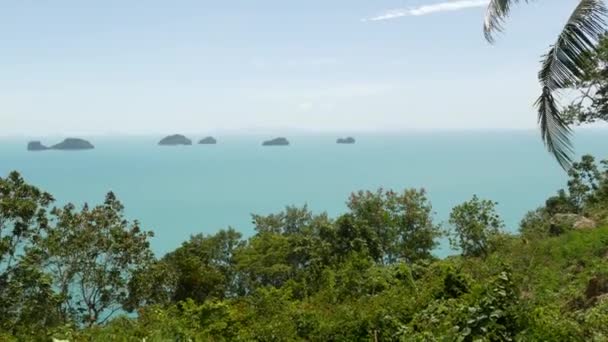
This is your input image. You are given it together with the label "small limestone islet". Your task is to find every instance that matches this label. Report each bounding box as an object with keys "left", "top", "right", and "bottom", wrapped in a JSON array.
[
  {"left": 158, "top": 134, "right": 192, "bottom": 146},
  {"left": 27, "top": 138, "right": 94, "bottom": 151},
  {"left": 24, "top": 135, "right": 369, "bottom": 150},
  {"left": 262, "top": 137, "right": 290, "bottom": 146},
  {"left": 336, "top": 137, "right": 356, "bottom": 144},
  {"left": 27, "top": 141, "right": 49, "bottom": 151},
  {"left": 198, "top": 136, "right": 217, "bottom": 145}
]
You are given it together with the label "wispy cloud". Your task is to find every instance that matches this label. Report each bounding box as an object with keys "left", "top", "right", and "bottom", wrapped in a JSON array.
[{"left": 363, "top": 0, "right": 489, "bottom": 22}]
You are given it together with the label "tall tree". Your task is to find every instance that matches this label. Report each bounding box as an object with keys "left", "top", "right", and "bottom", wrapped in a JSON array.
[
  {"left": 448, "top": 195, "right": 505, "bottom": 257},
  {"left": 484, "top": 0, "right": 607, "bottom": 169},
  {"left": 0, "top": 172, "right": 61, "bottom": 334},
  {"left": 41, "top": 192, "right": 154, "bottom": 326},
  {"left": 347, "top": 188, "right": 441, "bottom": 264},
  {"left": 163, "top": 228, "right": 244, "bottom": 304}
]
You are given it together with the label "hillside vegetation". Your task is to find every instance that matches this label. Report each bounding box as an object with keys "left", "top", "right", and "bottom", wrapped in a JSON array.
[{"left": 1, "top": 155, "right": 607, "bottom": 341}]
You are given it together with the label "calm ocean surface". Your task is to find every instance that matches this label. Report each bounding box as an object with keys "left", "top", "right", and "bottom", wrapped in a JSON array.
[{"left": 1, "top": 131, "right": 606, "bottom": 256}]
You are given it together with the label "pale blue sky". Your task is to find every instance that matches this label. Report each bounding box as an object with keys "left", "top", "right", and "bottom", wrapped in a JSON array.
[{"left": 0, "top": 0, "right": 584, "bottom": 136}]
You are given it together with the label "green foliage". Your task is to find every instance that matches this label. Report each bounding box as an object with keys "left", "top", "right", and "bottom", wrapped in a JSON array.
[
  {"left": 47, "top": 228, "right": 608, "bottom": 340},
  {"left": 519, "top": 207, "right": 552, "bottom": 238},
  {"left": 520, "top": 155, "right": 608, "bottom": 239},
  {"left": 3, "top": 165, "right": 608, "bottom": 340},
  {"left": 42, "top": 192, "right": 155, "bottom": 326},
  {"left": 0, "top": 171, "right": 53, "bottom": 266},
  {"left": 563, "top": 35, "right": 608, "bottom": 126},
  {"left": 148, "top": 228, "right": 244, "bottom": 306},
  {"left": 448, "top": 195, "right": 505, "bottom": 257},
  {"left": 441, "top": 267, "right": 471, "bottom": 299},
  {"left": 0, "top": 171, "right": 61, "bottom": 337},
  {"left": 347, "top": 188, "right": 441, "bottom": 264},
  {"left": 454, "top": 269, "right": 520, "bottom": 341}
]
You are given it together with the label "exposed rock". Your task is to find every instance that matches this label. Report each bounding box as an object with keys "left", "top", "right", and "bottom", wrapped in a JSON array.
[
  {"left": 27, "top": 141, "right": 49, "bottom": 151},
  {"left": 51, "top": 138, "right": 94, "bottom": 150},
  {"left": 549, "top": 213, "right": 596, "bottom": 235},
  {"left": 573, "top": 217, "right": 597, "bottom": 230},
  {"left": 159, "top": 134, "right": 192, "bottom": 146},
  {"left": 551, "top": 213, "right": 580, "bottom": 227},
  {"left": 337, "top": 137, "right": 355, "bottom": 144},
  {"left": 198, "top": 136, "right": 217, "bottom": 145},
  {"left": 262, "top": 137, "right": 289, "bottom": 146}
]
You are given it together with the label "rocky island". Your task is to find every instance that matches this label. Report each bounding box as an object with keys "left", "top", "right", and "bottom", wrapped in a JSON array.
[
  {"left": 337, "top": 137, "right": 356, "bottom": 144},
  {"left": 28, "top": 138, "right": 94, "bottom": 151},
  {"left": 159, "top": 134, "right": 192, "bottom": 146},
  {"left": 27, "top": 141, "right": 49, "bottom": 151},
  {"left": 51, "top": 138, "right": 95, "bottom": 150},
  {"left": 198, "top": 136, "right": 217, "bottom": 145},
  {"left": 262, "top": 137, "right": 289, "bottom": 146}
]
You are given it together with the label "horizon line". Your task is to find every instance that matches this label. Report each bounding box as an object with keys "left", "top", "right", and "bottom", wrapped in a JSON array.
[{"left": 1, "top": 127, "right": 607, "bottom": 139}]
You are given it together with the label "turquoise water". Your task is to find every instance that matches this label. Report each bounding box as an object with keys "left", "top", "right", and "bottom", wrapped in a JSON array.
[{"left": 1, "top": 131, "right": 606, "bottom": 256}]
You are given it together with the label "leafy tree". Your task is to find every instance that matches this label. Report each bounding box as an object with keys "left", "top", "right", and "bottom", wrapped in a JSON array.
[
  {"left": 172, "top": 229, "right": 244, "bottom": 301},
  {"left": 519, "top": 207, "right": 552, "bottom": 238},
  {"left": 448, "top": 195, "right": 505, "bottom": 257},
  {"left": 347, "top": 188, "right": 441, "bottom": 264},
  {"left": 565, "top": 154, "right": 608, "bottom": 212},
  {"left": 562, "top": 35, "right": 608, "bottom": 125},
  {"left": 236, "top": 206, "right": 332, "bottom": 295},
  {"left": 545, "top": 189, "right": 579, "bottom": 216},
  {"left": 252, "top": 204, "right": 316, "bottom": 235},
  {"left": 0, "top": 171, "right": 53, "bottom": 268},
  {"left": 484, "top": 0, "right": 608, "bottom": 168},
  {"left": 327, "top": 213, "right": 383, "bottom": 264},
  {"left": 0, "top": 171, "right": 62, "bottom": 334},
  {"left": 41, "top": 192, "right": 154, "bottom": 326},
  {"left": 235, "top": 231, "right": 293, "bottom": 291},
  {"left": 5, "top": 171, "right": 608, "bottom": 341},
  {"left": 530, "top": 155, "right": 608, "bottom": 229},
  {"left": 137, "top": 228, "right": 245, "bottom": 306},
  {"left": 239, "top": 287, "right": 299, "bottom": 341}
]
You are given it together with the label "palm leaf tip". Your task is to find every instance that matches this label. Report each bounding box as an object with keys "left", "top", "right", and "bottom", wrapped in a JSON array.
[
  {"left": 483, "top": 0, "right": 526, "bottom": 43},
  {"left": 535, "top": 87, "right": 574, "bottom": 170},
  {"left": 535, "top": 0, "right": 608, "bottom": 170}
]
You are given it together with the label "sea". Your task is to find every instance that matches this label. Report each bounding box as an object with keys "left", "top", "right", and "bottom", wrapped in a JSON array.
[{"left": 1, "top": 130, "right": 606, "bottom": 257}]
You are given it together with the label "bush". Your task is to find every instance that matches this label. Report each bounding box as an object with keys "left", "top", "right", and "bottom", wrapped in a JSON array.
[{"left": 448, "top": 195, "right": 505, "bottom": 257}]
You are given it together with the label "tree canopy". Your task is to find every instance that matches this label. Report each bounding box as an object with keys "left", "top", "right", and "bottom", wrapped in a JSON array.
[{"left": 2, "top": 161, "right": 608, "bottom": 340}]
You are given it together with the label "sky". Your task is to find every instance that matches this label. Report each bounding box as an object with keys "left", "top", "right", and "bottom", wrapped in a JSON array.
[{"left": 0, "top": 0, "right": 589, "bottom": 136}]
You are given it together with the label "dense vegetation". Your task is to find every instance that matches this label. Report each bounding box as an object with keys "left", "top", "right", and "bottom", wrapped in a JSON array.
[{"left": 1, "top": 155, "right": 608, "bottom": 341}]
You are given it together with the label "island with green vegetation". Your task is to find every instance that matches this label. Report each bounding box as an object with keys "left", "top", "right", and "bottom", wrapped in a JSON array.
[
  {"left": 158, "top": 134, "right": 192, "bottom": 146},
  {"left": 2, "top": 154, "right": 608, "bottom": 341},
  {"left": 198, "top": 136, "right": 217, "bottom": 144},
  {"left": 262, "top": 137, "right": 289, "bottom": 146},
  {"left": 336, "top": 137, "right": 355, "bottom": 144}
]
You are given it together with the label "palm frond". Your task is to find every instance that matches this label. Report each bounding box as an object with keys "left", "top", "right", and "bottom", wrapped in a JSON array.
[
  {"left": 484, "top": 0, "right": 527, "bottom": 43},
  {"left": 537, "top": 0, "right": 607, "bottom": 169},
  {"left": 535, "top": 87, "right": 574, "bottom": 170}
]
